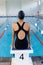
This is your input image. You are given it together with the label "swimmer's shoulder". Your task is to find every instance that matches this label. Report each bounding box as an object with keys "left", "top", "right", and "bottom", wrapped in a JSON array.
[
  {"left": 12, "top": 22, "right": 17, "bottom": 26},
  {"left": 24, "top": 22, "right": 30, "bottom": 27},
  {"left": 12, "top": 22, "right": 17, "bottom": 27},
  {"left": 12, "top": 22, "right": 18, "bottom": 30}
]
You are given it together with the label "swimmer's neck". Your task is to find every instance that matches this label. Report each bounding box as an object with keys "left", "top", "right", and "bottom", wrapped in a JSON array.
[{"left": 18, "top": 19, "right": 23, "bottom": 23}]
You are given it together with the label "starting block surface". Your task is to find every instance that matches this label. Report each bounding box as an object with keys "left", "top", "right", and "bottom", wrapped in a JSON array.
[{"left": 10, "top": 48, "right": 33, "bottom": 65}]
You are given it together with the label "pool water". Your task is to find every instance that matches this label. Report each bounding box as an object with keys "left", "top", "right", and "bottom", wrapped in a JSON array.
[{"left": 0, "top": 16, "right": 43, "bottom": 57}]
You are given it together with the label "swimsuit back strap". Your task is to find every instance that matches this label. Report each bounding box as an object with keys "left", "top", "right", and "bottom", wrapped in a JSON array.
[{"left": 17, "top": 22, "right": 25, "bottom": 29}]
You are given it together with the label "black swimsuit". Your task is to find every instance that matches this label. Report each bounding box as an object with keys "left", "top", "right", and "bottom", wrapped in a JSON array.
[{"left": 14, "top": 22, "right": 29, "bottom": 49}]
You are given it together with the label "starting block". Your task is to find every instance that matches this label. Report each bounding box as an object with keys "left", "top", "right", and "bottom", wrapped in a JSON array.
[{"left": 10, "top": 48, "right": 33, "bottom": 65}]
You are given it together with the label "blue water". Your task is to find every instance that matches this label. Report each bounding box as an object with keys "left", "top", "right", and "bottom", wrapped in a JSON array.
[{"left": 0, "top": 16, "right": 43, "bottom": 57}]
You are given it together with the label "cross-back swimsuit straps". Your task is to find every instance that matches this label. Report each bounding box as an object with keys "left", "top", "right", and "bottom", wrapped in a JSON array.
[{"left": 14, "top": 22, "right": 29, "bottom": 49}]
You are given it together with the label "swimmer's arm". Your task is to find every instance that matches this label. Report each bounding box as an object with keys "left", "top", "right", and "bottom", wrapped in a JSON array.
[
  {"left": 11, "top": 23, "right": 15, "bottom": 48},
  {"left": 28, "top": 23, "right": 31, "bottom": 47}
]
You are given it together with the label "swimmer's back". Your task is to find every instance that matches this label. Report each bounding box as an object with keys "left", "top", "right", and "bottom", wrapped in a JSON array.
[
  {"left": 12, "top": 22, "right": 30, "bottom": 40},
  {"left": 12, "top": 22, "right": 30, "bottom": 49}
]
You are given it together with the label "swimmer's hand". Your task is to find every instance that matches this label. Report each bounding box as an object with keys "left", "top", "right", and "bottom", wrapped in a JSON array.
[
  {"left": 28, "top": 42, "right": 32, "bottom": 49},
  {"left": 10, "top": 44, "right": 15, "bottom": 49}
]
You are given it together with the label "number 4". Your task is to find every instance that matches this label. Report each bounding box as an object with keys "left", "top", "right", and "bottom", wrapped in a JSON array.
[{"left": 19, "top": 54, "right": 24, "bottom": 60}]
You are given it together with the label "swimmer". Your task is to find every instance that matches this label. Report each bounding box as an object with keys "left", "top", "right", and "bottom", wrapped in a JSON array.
[
  {"left": 42, "top": 42, "right": 43, "bottom": 44},
  {"left": 0, "top": 30, "right": 5, "bottom": 38},
  {"left": 11, "top": 10, "right": 31, "bottom": 49},
  {"left": 0, "top": 27, "right": 7, "bottom": 38}
]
